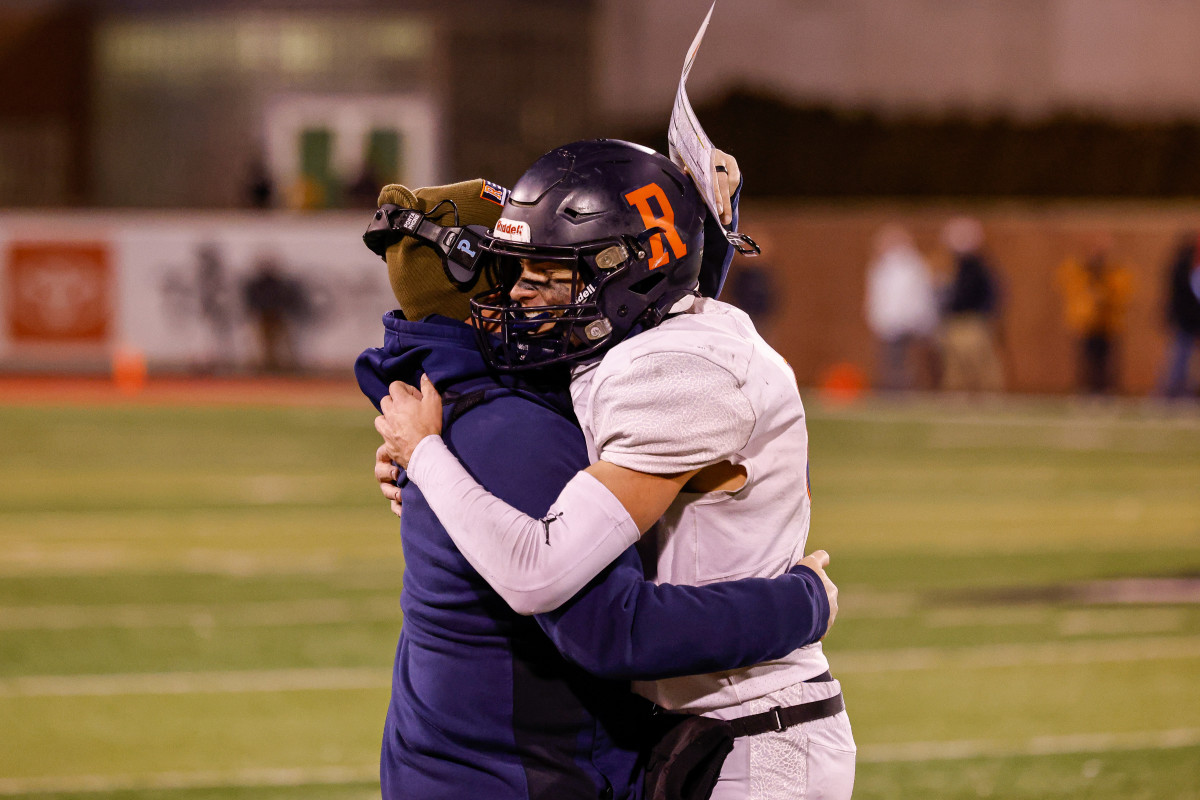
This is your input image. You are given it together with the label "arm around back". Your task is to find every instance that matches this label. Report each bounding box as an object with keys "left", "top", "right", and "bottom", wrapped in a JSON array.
[
  {"left": 438, "top": 391, "right": 831, "bottom": 681},
  {"left": 535, "top": 557, "right": 829, "bottom": 682}
]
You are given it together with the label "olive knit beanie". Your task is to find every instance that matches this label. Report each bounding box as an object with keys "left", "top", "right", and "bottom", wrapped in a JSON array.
[{"left": 377, "top": 179, "right": 506, "bottom": 321}]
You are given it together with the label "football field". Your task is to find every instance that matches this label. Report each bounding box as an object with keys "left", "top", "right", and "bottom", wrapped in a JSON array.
[{"left": 1, "top": 387, "right": 1198, "bottom": 799}]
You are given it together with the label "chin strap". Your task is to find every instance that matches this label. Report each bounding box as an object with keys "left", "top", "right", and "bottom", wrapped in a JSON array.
[
  {"left": 364, "top": 203, "right": 452, "bottom": 257},
  {"left": 726, "top": 230, "right": 761, "bottom": 256}
]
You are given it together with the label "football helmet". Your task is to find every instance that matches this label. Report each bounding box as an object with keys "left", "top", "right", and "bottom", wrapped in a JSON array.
[{"left": 470, "top": 139, "right": 707, "bottom": 370}]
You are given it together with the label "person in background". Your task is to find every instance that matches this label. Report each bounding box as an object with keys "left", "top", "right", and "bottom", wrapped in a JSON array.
[
  {"left": 242, "top": 257, "right": 305, "bottom": 372},
  {"left": 864, "top": 224, "right": 939, "bottom": 392},
  {"left": 1056, "top": 233, "right": 1134, "bottom": 395},
  {"left": 939, "top": 216, "right": 1004, "bottom": 393},
  {"left": 1159, "top": 231, "right": 1200, "bottom": 399},
  {"left": 244, "top": 153, "right": 274, "bottom": 209}
]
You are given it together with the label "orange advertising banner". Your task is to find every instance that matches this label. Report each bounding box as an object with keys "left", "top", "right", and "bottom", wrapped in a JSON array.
[{"left": 6, "top": 242, "right": 112, "bottom": 343}]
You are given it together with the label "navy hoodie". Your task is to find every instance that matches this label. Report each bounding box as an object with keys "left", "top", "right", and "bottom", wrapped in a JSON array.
[{"left": 356, "top": 313, "right": 830, "bottom": 800}]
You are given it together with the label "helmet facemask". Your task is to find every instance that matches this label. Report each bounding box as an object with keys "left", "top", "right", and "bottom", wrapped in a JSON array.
[{"left": 470, "top": 236, "right": 639, "bottom": 371}]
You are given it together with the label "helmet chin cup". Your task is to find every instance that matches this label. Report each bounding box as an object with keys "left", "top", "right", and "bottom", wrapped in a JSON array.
[
  {"left": 509, "top": 310, "right": 554, "bottom": 333},
  {"left": 730, "top": 231, "right": 761, "bottom": 257}
]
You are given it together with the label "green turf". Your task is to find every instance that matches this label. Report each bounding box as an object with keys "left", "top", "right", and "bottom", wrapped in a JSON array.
[
  {"left": 18, "top": 788, "right": 380, "bottom": 800},
  {"left": 854, "top": 745, "right": 1200, "bottom": 800},
  {"left": 1, "top": 397, "right": 1198, "bottom": 798},
  {"left": 2, "top": 690, "right": 388, "bottom": 778}
]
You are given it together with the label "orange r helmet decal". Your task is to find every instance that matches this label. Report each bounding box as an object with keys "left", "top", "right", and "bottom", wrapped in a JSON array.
[{"left": 624, "top": 183, "right": 687, "bottom": 269}]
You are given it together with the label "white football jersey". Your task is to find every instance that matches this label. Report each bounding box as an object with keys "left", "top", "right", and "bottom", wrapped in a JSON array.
[{"left": 570, "top": 296, "right": 828, "bottom": 713}]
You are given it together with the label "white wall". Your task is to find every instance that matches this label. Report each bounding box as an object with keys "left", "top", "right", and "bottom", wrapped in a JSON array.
[{"left": 0, "top": 211, "right": 396, "bottom": 373}]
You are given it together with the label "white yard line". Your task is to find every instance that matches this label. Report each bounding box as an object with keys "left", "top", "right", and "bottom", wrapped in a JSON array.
[
  {"left": 836, "top": 634, "right": 1200, "bottom": 674},
  {"left": 0, "top": 597, "right": 401, "bottom": 631},
  {"left": 3, "top": 729, "right": 1198, "bottom": 794},
  {"left": 4, "top": 636, "right": 1198, "bottom": 699},
  {"left": 815, "top": 402, "right": 1200, "bottom": 432},
  {"left": 2, "top": 582, "right": 1191, "bottom": 632},
  {"left": 0, "top": 667, "right": 391, "bottom": 698},
  {"left": 0, "top": 765, "right": 378, "bottom": 796},
  {"left": 860, "top": 727, "right": 1200, "bottom": 763}
]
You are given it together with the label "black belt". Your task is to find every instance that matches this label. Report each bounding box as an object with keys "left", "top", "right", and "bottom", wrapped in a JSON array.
[{"left": 726, "top": 673, "right": 843, "bottom": 738}]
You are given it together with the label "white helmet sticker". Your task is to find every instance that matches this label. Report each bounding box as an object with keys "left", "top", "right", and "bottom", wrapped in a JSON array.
[{"left": 493, "top": 218, "right": 531, "bottom": 243}]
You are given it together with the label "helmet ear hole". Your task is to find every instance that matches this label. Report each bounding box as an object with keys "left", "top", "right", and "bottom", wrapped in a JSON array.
[{"left": 626, "top": 272, "right": 666, "bottom": 296}]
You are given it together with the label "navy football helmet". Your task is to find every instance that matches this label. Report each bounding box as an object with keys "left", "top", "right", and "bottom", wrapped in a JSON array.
[{"left": 470, "top": 139, "right": 707, "bottom": 370}]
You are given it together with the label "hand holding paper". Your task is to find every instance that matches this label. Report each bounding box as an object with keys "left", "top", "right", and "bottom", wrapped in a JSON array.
[{"left": 667, "top": 2, "right": 760, "bottom": 255}]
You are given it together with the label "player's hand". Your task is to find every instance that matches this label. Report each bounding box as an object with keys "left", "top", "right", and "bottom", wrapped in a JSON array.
[
  {"left": 711, "top": 149, "right": 741, "bottom": 227},
  {"left": 375, "top": 375, "right": 443, "bottom": 469},
  {"left": 375, "top": 443, "right": 403, "bottom": 518},
  {"left": 797, "top": 549, "right": 838, "bottom": 636}
]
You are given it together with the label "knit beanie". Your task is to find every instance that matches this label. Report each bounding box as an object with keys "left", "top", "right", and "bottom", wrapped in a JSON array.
[{"left": 377, "top": 179, "right": 507, "bottom": 321}]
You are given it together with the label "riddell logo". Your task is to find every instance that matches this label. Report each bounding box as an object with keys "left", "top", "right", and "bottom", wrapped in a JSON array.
[
  {"left": 574, "top": 282, "right": 597, "bottom": 304},
  {"left": 493, "top": 218, "right": 530, "bottom": 243}
]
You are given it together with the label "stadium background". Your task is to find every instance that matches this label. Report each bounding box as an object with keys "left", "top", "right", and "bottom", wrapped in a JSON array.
[{"left": 1, "top": 1, "right": 1198, "bottom": 798}]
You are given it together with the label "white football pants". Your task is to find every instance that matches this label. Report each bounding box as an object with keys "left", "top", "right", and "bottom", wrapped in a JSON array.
[{"left": 707, "top": 679, "right": 856, "bottom": 800}]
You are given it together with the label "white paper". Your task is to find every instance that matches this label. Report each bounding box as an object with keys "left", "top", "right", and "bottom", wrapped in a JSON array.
[
  {"left": 667, "top": 3, "right": 721, "bottom": 224},
  {"left": 666, "top": 4, "right": 755, "bottom": 253}
]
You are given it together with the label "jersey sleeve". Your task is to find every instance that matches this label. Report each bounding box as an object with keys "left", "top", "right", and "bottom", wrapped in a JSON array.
[
  {"left": 591, "top": 351, "right": 755, "bottom": 474},
  {"left": 413, "top": 415, "right": 640, "bottom": 616}
]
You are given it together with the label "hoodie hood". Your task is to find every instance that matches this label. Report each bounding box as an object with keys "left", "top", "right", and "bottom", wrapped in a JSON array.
[{"left": 355, "top": 312, "right": 574, "bottom": 419}]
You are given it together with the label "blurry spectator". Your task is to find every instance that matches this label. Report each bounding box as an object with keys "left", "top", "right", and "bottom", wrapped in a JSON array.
[
  {"left": 242, "top": 257, "right": 307, "bottom": 372},
  {"left": 244, "top": 154, "right": 274, "bottom": 209},
  {"left": 1056, "top": 234, "right": 1133, "bottom": 394},
  {"left": 864, "top": 224, "right": 939, "bottom": 391},
  {"left": 285, "top": 175, "right": 327, "bottom": 210},
  {"left": 719, "top": 230, "right": 780, "bottom": 343},
  {"left": 1159, "top": 231, "right": 1200, "bottom": 398},
  {"left": 726, "top": 263, "right": 777, "bottom": 323},
  {"left": 939, "top": 217, "right": 1004, "bottom": 393},
  {"left": 347, "top": 163, "right": 383, "bottom": 209}
]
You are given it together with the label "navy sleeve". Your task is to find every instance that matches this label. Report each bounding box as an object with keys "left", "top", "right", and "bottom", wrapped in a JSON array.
[
  {"left": 449, "top": 394, "right": 829, "bottom": 683},
  {"left": 536, "top": 557, "right": 828, "bottom": 682}
]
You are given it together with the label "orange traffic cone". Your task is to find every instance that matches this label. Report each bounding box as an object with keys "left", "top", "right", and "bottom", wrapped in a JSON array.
[
  {"left": 818, "top": 362, "right": 866, "bottom": 406},
  {"left": 112, "top": 345, "right": 147, "bottom": 396}
]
